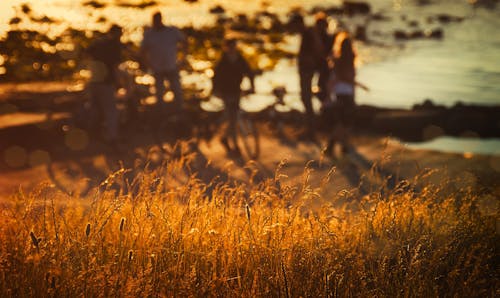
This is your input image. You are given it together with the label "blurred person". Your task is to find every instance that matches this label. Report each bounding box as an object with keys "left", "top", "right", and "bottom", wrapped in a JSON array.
[
  {"left": 288, "top": 13, "right": 328, "bottom": 140},
  {"left": 140, "top": 11, "right": 187, "bottom": 116},
  {"left": 85, "top": 24, "right": 123, "bottom": 144},
  {"left": 212, "top": 38, "right": 255, "bottom": 156},
  {"left": 315, "top": 12, "right": 335, "bottom": 103},
  {"left": 323, "top": 32, "right": 366, "bottom": 157}
]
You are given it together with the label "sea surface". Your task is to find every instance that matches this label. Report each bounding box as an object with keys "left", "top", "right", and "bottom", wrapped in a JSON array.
[{"left": 1, "top": 0, "right": 499, "bottom": 109}]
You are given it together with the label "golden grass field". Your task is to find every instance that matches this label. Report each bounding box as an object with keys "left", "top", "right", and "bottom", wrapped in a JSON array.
[{"left": 0, "top": 147, "right": 498, "bottom": 297}]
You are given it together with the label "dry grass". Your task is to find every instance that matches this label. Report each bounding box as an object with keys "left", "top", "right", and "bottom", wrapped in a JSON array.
[{"left": 0, "top": 147, "right": 498, "bottom": 297}]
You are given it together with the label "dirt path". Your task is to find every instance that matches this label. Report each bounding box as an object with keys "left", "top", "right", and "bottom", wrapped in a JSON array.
[
  {"left": 1, "top": 125, "right": 499, "bottom": 200},
  {"left": 1, "top": 82, "right": 499, "bottom": 199}
]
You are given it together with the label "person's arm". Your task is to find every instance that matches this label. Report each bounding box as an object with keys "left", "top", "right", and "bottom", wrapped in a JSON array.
[
  {"left": 176, "top": 28, "right": 189, "bottom": 68},
  {"left": 311, "top": 28, "right": 326, "bottom": 60},
  {"left": 211, "top": 59, "right": 223, "bottom": 97},
  {"left": 139, "top": 32, "right": 150, "bottom": 71},
  {"left": 241, "top": 56, "right": 255, "bottom": 93},
  {"left": 355, "top": 80, "right": 370, "bottom": 91}
]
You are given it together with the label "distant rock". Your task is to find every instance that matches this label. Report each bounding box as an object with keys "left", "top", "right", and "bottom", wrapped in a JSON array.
[
  {"left": 83, "top": 0, "right": 106, "bottom": 9},
  {"left": 311, "top": 2, "right": 370, "bottom": 16},
  {"left": 354, "top": 25, "right": 367, "bottom": 41},
  {"left": 394, "top": 28, "right": 444, "bottom": 40},
  {"left": 427, "top": 28, "right": 444, "bottom": 39},
  {"left": 370, "top": 12, "right": 391, "bottom": 21},
  {"left": 409, "top": 30, "right": 424, "bottom": 39},
  {"left": 21, "top": 4, "right": 32, "bottom": 15},
  {"left": 117, "top": 1, "right": 158, "bottom": 9},
  {"left": 31, "top": 15, "right": 57, "bottom": 24},
  {"left": 393, "top": 30, "right": 408, "bottom": 40},
  {"left": 9, "top": 17, "right": 22, "bottom": 25},
  {"left": 436, "top": 14, "right": 464, "bottom": 24},
  {"left": 408, "top": 20, "right": 419, "bottom": 27},
  {"left": 471, "top": 0, "right": 499, "bottom": 9},
  {"left": 343, "top": 1, "right": 371, "bottom": 15},
  {"left": 209, "top": 5, "right": 225, "bottom": 14}
]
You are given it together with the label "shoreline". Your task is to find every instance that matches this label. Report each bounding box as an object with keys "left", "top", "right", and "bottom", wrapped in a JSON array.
[{"left": 1, "top": 80, "right": 500, "bottom": 143}]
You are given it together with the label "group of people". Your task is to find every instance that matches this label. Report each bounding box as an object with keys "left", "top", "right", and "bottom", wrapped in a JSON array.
[
  {"left": 85, "top": 11, "right": 361, "bottom": 157},
  {"left": 85, "top": 12, "right": 188, "bottom": 146},
  {"left": 290, "top": 12, "right": 362, "bottom": 156}
]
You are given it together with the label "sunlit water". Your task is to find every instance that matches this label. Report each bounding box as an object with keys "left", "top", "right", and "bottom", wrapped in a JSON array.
[
  {"left": 1, "top": 0, "right": 499, "bottom": 109},
  {"left": 403, "top": 136, "right": 500, "bottom": 156}
]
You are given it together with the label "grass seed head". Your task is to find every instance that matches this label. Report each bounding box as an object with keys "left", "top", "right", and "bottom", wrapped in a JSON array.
[
  {"left": 29, "top": 231, "right": 39, "bottom": 248},
  {"left": 119, "top": 217, "right": 126, "bottom": 232},
  {"left": 85, "top": 223, "right": 91, "bottom": 237},
  {"left": 246, "top": 204, "right": 251, "bottom": 221}
]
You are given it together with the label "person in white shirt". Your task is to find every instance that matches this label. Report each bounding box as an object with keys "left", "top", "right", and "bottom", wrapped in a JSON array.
[{"left": 140, "top": 12, "right": 187, "bottom": 114}]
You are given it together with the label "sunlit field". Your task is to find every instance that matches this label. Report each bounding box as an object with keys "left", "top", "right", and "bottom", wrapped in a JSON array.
[
  {"left": 1, "top": 0, "right": 499, "bottom": 296},
  {"left": 0, "top": 146, "right": 497, "bottom": 297}
]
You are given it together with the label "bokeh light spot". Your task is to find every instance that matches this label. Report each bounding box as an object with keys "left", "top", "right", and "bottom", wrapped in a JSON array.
[
  {"left": 422, "top": 125, "right": 444, "bottom": 141},
  {"left": 463, "top": 152, "right": 473, "bottom": 159},
  {"left": 477, "top": 194, "right": 499, "bottom": 217},
  {"left": 0, "top": 103, "right": 18, "bottom": 114},
  {"left": 164, "top": 91, "right": 174, "bottom": 102},
  {"left": 460, "top": 130, "right": 480, "bottom": 138},
  {"left": 65, "top": 128, "right": 89, "bottom": 151},
  {"left": 28, "top": 150, "right": 51, "bottom": 167},
  {"left": 490, "top": 156, "right": 500, "bottom": 172},
  {"left": 4, "top": 146, "right": 27, "bottom": 168}
]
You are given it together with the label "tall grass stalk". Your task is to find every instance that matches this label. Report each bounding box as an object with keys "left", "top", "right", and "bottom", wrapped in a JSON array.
[{"left": 0, "top": 149, "right": 498, "bottom": 297}]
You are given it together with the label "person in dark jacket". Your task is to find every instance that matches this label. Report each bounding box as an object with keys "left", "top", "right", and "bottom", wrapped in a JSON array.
[
  {"left": 289, "top": 14, "right": 329, "bottom": 140},
  {"left": 212, "top": 38, "right": 255, "bottom": 156}
]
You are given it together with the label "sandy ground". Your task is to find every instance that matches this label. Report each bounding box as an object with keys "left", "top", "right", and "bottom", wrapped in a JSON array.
[
  {"left": 1, "top": 82, "right": 499, "bottom": 200},
  {"left": 1, "top": 128, "right": 499, "bottom": 200}
]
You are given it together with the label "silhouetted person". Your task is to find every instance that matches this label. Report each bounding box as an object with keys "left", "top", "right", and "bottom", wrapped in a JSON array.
[
  {"left": 140, "top": 12, "right": 186, "bottom": 116},
  {"left": 315, "top": 12, "right": 335, "bottom": 103},
  {"left": 289, "top": 14, "right": 327, "bottom": 139},
  {"left": 86, "top": 24, "right": 123, "bottom": 144},
  {"left": 212, "top": 38, "right": 255, "bottom": 156},
  {"left": 324, "top": 32, "right": 358, "bottom": 157}
]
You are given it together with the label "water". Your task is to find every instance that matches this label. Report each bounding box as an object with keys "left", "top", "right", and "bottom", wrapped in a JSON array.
[
  {"left": 404, "top": 136, "right": 500, "bottom": 156},
  {"left": 1, "top": 0, "right": 499, "bottom": 109},
  {"left": 357, "top": 7, "right": 500, "bottom": 108}
]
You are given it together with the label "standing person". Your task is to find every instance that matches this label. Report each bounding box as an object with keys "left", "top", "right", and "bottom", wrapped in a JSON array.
[
  {"left": 315, "top": 12, "right": 335, "bottom": 103},
  {"left": 140, "top": 12, "right": 187, "bottom": 116},
  {"left": 324, "top": 32, "right": 358, "bottom": 157},
  {"left": 86, "top": 24, "right": 123, "bottom": 145},
  {"left": 212, "top": 38, "right": 255, "bottom": 156},
  {"left": 289, "top": 14, "right": 328, "bottom": 140}
]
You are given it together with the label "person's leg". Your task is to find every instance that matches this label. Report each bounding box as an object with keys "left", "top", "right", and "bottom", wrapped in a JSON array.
[
  {"left": 221, "top": 94, "right": 239, "bottom": 154},
  {"left": 337, "top": 94, "right": 355, "bottom": 153},
  {"left": 153, "top": 72, "right": 166, "bottom": 105},
  {"left": 97, "top": 83, "right": 119, "bottom": 142},
  {"left": 317, "top": 63, "right": 330, "bottom": 102},
  {"left": 166, "top": 70, "right": 184, "bottom": 114},
  {"left": 152, "top": 72, "right": 168, "bottom": 130},
  {"left": 299, "top": 69, "right": 315, "bottom": 137},
  {"left": 87, "top": 83, "right": 102, "bottom": 134}
]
